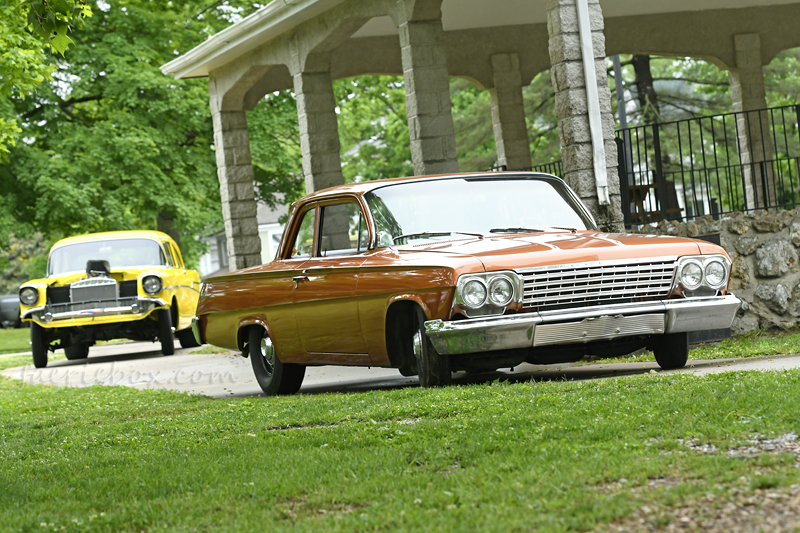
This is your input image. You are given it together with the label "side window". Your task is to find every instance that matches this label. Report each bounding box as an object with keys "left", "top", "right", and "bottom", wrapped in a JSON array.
[
  {"left": 163, "top": 243, "right": 175, "bottom": 267},
  {"left": 290, "top": 208, "right": 316, "bottom": 259},
  {"left": 170, "top": 244, "right": 184, "bottom": 268},
  {"left": 319, "top": 202, "right": 368, "bottom": 257}
]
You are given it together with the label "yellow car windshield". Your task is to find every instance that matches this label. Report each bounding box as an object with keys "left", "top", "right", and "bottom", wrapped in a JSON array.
[{"left": 48, "top": 238, "right": 166, "bottom": 276}]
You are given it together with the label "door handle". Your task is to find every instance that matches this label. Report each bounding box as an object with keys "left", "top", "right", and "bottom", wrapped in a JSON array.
[{"left": 292, "top": 275, "right": 308, "bottom": 288}]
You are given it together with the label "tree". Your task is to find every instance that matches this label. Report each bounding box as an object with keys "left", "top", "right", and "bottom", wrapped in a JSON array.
[{"left": 1, "top": 0, "right": 264, "bottom": 267}]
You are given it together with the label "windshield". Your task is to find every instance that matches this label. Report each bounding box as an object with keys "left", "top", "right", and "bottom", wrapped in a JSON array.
[
  {"left": 364, "top": 177, "right": 595, "bottom": 247},
  {"left": 48, "top": 238, "right": 166, "bottom": 276}
]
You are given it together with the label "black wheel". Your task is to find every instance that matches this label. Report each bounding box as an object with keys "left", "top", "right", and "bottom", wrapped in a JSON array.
[
  {"left": 413, "top": 307, "right": 451, "bottom": 387},
  {"left": 31, "top": 322, "right": 48, "bottom": 368},
  {"left": 158, "top": 308, "right": 175, "bottom": 356},
  {"left": 248, "top": 326, "right": 305, "bottom": 396},
  {"left": 652, "top": 332, "right": 689, "bottom": 370},
  {"left": 177, "top": 328, "right": 200, "bottom": 348},
  {"left": 64, "top": 343, "right": 89, "bottom": 361}
]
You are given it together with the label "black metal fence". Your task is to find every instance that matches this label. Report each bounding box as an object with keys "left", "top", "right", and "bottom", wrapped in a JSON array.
[
  {"left": 486, "top": 160, "right": 564, "bottom": 177},
  {"left": 617, "top": 105, "right": 800, "bottom": 227}
]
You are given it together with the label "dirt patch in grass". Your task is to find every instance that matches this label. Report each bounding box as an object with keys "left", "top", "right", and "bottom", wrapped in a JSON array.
[{"left": 600, "top": 485, "right": 800, "bottom": 532}]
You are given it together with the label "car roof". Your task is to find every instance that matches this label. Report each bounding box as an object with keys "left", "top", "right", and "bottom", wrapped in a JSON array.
[
  {"left": 51, "top": 230, "right": 173, "bottom": 249},
  {"left": 297, "top": 171, "right": 561, "bottom": 203}
]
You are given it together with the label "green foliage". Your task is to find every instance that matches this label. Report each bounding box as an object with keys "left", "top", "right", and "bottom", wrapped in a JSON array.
[
  {"left": 0, "top": 233, "right": 48, "bottom": 293},
  {"left": 0, "top": 2, "right": 54, "bottom": 155},
  {"left": 765, "top": 47, "right": 800, "bottom": 107},
  {"left": 247, "top": 91, "right": 304, "bottom": 215},
  {"left": 2, "top": 0, "right": 265, "bottom": 266},
  {"left": 335, "top": 75, "right": 414, "bottom": 182},
  {"left": 23, "top": 0, "right": 92, "bottom": 55}
]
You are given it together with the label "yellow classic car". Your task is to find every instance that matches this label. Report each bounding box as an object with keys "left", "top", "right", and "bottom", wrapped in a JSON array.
[{"left": 19, "top": 230, "right": 202, "bottom": 367}]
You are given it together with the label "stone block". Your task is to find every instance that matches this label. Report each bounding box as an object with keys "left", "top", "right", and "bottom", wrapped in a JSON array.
[
  {"left": 727, "top": 216, "right": 750, "bottom": 235},
  {"left": 729, "top": 254, "right": 750, "bottom": 289},
  {"left": 547, "top": 4, "right": 578, "bottom": 35},
  {"left": 558, "top": 115, "right": 591, "bottom": 145},
  {"left": 551, "top": 61, "right": 585, "bottom": 92},
  {"left": 755, "top": 239, "right": 798, "bottom": 278},
  {"left": 548, "top": 33, "right": 582, "bottom": 64},
  {"left": 755, "top": 283, "right": 790, "bottom": 315},
  {"left": 732, "top": 314, "right": 760, "bottom": 335},
  {"left": 228, "top": 200, "right": 258, "bottom": 220},
  {"left": 561, "top": 142, "right": 594, "bottom": 173},
  {"left": 753, "top": 214, "right": 783, "bottom": 232},
  {"left": 412, "top": 91, "right": 444, "bottom": 117},
  {"left": 791, "top": 221, "right": 800, "bottom": 246},
  {"left": 230, "top": 235, "right": 262, "bottom": 256},
  {"left": 735, "top": 235, "right": 759, "bottom": 255},
  {"left": 223, "top": 164, "right": 256, "bottom": 185},
  {"left": 416, "top": 114, "right": 457, "bottom": 139},
  {"left": 555, "top": 88, "right": 588, "bottom": 117},
  {"left": 232, "top": 145, "right": 252, "bottom": 166},
  {"left": 234, "top": 182, "right": 256, "bottom": 202}
]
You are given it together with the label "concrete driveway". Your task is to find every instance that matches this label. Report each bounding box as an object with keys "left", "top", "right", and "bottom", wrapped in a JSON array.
[{"left": 4, "top": 340, "right": 800, "bottom": 398}]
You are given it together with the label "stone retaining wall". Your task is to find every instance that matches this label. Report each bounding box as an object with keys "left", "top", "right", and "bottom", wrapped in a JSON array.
[{"left": 634, "top": 209, "right": 800, "bottom": 334}]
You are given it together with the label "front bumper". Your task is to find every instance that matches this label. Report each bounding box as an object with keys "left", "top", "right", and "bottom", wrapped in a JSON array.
[
  {"left": 424, "top": 295, "right": 741, "bottom": 355},
  {"left": 23, "top": 297, "right": 166, "bottom": 326}
]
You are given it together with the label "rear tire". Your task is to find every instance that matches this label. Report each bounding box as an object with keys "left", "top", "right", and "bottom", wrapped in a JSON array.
[
  {"left": 64, "top": 343, "right": 89, "bottom": 361},
  {"left": 158, "top": 309, "right": 175, "bottom": 356},
  {"left": 413, "top": 307, "right": 451, "bottom": 387},
  {"left": 177, "top": 328, "right": 200, "bottom": 348},
  {"left": 653, "top": 332, "right": 689, "bottom": 370},
  {"left": 31, "top": 322, "right": 48, "bottom": 368},
  {"left": 248, "top": 326, "right": 305, "bottom": 396}
]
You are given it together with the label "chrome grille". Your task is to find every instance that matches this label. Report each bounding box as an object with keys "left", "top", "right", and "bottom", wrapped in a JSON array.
[
  {"left": 518, "top": 257, "right": 677, "bottom": 311},
  {"left": 69, "top": 278, "right": 119, "bottom": 303}
]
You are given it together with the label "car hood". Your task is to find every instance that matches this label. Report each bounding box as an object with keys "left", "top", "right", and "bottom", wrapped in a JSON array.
[{"left": 397, "top": 231, "right": 706, "bottom": 271}]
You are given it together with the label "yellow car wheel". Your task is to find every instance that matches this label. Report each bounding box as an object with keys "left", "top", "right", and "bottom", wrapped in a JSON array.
[{"left": 31, "top": 323, "right": 48, "bottom": 368}]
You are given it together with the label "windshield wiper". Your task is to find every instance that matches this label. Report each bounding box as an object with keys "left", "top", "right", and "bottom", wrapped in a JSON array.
[
  {"left": 489, "top": 226, "right": 578, "bottom": 234},
  {"left": 489, "top": 227, "right": 545, "bottom": 234},
  {"left": 393, "top": 231, "right": 483, "bottom": 244}
]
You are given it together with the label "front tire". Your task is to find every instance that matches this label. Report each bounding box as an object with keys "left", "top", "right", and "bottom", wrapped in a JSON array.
[
  {"left": 653, "top": 332, "right": 689, "bottom": 370},
  {"left": 158, "top": 309, "right": 175, "bottom": 356},
  {"left": 31, "top": 322, "right": 48, "bottom": 368},
  {"left": 177, "top": 328, "right": 200, "bottom": 348},
  {"left": 248, "top": 327, "right": 305, "bottom": 396},
  {"left": 413, "top": 307, "right": 451, "bottom": 387},
  {"left": 64, "top": 343, "right": 89, "bottom": 361}
]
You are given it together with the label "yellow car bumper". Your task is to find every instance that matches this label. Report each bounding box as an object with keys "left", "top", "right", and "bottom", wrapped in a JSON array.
[{"left": 22, "top": 297, "right": 166, "bottom": 329}]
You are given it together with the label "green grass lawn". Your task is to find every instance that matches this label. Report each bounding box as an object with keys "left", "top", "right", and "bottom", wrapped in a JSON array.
[
  {"left": 2, "top": 369, "right": 800, "bottom": 532},
  {"left": 0, "top": 326, "right": 31, "bottom": 355}
]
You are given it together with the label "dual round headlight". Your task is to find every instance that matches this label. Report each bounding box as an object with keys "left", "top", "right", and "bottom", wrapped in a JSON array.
[
  {"left": 19, "top": 287, "right": 39, "bottom": 306},
  {"left": 679, "top": 259, "right": 727, "bottom": 290},
  {"left": 461, "top": 276, "right": 515, "bottom": 309},
  {"left": 142, "top": 275, "right": 163, "bottom": 295}
]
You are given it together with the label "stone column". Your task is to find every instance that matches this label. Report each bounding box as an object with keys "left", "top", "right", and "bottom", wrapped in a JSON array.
[
  {"left": 209, "top": 82, "right": 262, "bottom": 270},
  {"left": 397, "top": 16, "right": 459, "bottom": 175},
  {"left": 728, "top": 33, "right": 775, "bottom": 210},
  {"left": 490, "top": 53, "right": 532, "bottom": 171},
  {"left": 293, "top": 70, "right": 345, "bottom": 193},
  {"left": 546, "top": 0, "right": 623, "bottom": 231}
]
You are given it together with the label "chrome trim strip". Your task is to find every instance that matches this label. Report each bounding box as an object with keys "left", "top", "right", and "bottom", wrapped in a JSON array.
[
  {"left": 424, "top": 295, "right": 740, "bottom": 355},
  {"left": 21, "top": 306, "right": 45, "bottom": 319},
  {"left": 515, "top": 255, "right": 678, "bottom": 274},
  {"left": 32, "top": 297, "right": 166, "bottom": 323},
  {"left": 533, "top": 313, "right": 665, "bottom": 346},
  {"left": 164, "top": 284, "right": 201, "bottom": 294}
]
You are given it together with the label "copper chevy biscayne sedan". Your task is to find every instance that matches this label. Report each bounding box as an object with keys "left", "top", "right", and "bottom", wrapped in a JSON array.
[{"left": 192, "top": 173, "right": 740, "bottom": 395}]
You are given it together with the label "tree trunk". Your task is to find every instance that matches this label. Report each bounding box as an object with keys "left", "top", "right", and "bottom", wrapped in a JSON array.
[
  {"left": 157, "top": 212, "right": 181, "bottom": 247},
  {"left": 631, "top": 55, "right": 660, "bottom": 124}
]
